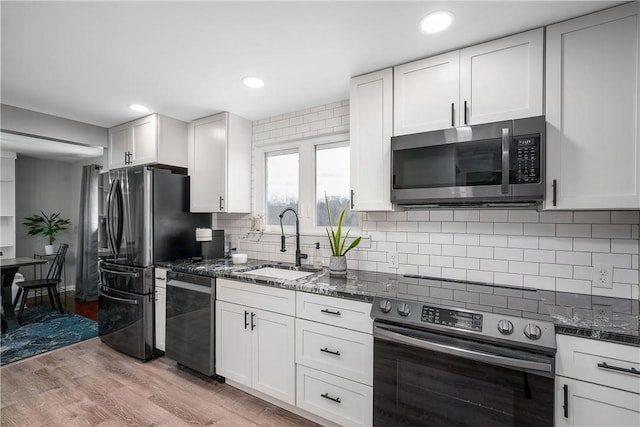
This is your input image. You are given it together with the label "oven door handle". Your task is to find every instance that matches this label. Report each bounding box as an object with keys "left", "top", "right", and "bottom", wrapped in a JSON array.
[{"left": 374, "top": 324, "right": 552, "bottom": 375}]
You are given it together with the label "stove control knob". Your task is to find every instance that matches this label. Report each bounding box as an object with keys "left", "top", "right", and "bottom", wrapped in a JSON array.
[
  {"left": 397, "top": 303, "right": 411, "bottom": 316},
  {"left": 524, "top": 323, "right": 542, "bottom": 340},
  {"left": 497, "top": 319, "right": 514, "bottom": 335},
  {"left": 379, "top": 300, "right": 392, "bottom": 313}
]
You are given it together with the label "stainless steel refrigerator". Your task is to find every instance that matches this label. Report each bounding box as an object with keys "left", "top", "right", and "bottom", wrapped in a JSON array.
[{"left": 98, "top": 166, "right": 210, "bottom": 360}]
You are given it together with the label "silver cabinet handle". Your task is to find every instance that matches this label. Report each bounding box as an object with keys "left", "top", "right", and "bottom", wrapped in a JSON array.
[
  {"left": 101, "top": 267, "right": 138, "bottom": 278},
  {"left": 219, "top": 196, "right": 224, "bottom": 211}
]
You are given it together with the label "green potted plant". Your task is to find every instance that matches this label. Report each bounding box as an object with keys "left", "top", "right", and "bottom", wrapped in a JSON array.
[
  {"left": 324, "top": 193, "right": 361, "bottom": 277},
  {"left": 23, "top": 212, "right": 71, "bottom": 255}
]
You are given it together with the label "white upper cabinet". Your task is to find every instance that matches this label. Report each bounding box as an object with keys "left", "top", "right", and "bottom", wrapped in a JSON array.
[
  {"left": 107, "top": 114, "right": 188, "bottom": 170},
  {"left": 349, "top": 68, "right": 394, "bottom": 211},
  {"left": 394, "top": 28, "right": 543, "bottom": 135},
  {"left": 545, "top": 3, "right": 640, "bottom": 210},
  {"left": 188, "top": 112, "right": 251, "bottom": 213},
  {"left": 394, "top": 51, "right": 460, "bottom": 135},
  {"left": 460, "top": 28, "right": 543, "bottom": 125}
]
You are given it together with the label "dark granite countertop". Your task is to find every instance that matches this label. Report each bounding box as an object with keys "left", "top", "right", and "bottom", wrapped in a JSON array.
[{"left": 155, "top": 258, "right": 639, "bottom": 347}]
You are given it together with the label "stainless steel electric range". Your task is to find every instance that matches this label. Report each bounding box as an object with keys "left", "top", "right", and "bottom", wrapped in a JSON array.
[{"left": 371, "top": 275, "right": 557, "bottom": 427}]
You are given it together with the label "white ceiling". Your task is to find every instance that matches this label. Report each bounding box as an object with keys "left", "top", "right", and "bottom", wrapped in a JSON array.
[{"left": 1, "top": 1, "right": 621, "bottom": 129}]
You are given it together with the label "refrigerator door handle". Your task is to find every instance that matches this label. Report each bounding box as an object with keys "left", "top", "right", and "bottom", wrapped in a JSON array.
[
  {"left": 106, "top": 179, "right": 118, "bottom": 256},
  {"left": 113, "top": 179, "right": 124, "bottom": 254}
]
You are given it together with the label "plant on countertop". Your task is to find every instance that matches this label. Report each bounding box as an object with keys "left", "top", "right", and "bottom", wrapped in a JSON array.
[
  {"left": 23, "top": 212, "right": 71, "bottom": 245},
  {"left": 324, "top": 193, "right": 361, "bottom": 256}
]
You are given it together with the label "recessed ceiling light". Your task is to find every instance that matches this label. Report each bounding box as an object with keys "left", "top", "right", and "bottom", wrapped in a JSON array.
[
  {"left": 129, "top": 104, "right": 150, "bottom": 113},
  {"left": 242, "top": 76, "right": 265, "bottom": 88},
  {"left": 420, "top": 11, "right": 454, "bottom": 34}
]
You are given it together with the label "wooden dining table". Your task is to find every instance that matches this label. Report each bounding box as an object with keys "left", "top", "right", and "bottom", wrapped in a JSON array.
[{"left": 1, "top": 257, "right": 48, "bottom": 332}]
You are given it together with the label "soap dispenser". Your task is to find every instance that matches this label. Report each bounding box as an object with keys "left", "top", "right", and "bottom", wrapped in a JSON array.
[{"left": 313, "top": 242, "right": 323, "bottom": 269}]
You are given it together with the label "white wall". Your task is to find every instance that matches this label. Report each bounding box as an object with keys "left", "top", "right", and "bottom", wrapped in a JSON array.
[
  {"left": 218, "top": 100, "right": 640, "bottom": 300},
  {"left": 15, "top": 156, "right": 84, "bottom": 289}
]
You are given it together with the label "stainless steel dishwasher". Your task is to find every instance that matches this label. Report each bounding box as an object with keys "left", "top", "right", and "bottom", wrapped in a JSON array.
[{"left": 165, "top": 271, "right": 220, "bottom": 379}]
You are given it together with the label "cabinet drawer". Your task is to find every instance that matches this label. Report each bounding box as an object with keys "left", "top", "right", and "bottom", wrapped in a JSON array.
[
  {"left": 296, "top": 293, "right": 372, "bottom": 333},
  {"left": 296, "top": 319, "right": 373, "bottom": 386},
  {"left": 556, "top": 335, "right": 640, "bottom": 394},
  {"left": 296, "top": 365, "right": 372, "bottom": 427},
  {"left": 216, "top": 278, "right": 295, "bottom": 316}
]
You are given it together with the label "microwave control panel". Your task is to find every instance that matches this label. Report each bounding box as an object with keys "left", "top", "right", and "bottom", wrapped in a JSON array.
[{"left": 511, "top": 135, "right": 541, "bottom": 184}]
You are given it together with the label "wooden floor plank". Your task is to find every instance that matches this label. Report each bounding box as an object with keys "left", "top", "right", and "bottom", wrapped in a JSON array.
[{"left": 1, "top": 338, "right": 320, "bottom": 427}]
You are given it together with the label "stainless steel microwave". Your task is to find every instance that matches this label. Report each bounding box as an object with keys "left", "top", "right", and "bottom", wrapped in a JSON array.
[{"left": 391, "top": 116, "right": 545, "bottom": 207}]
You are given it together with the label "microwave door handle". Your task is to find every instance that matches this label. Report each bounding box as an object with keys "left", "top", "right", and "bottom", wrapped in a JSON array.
[{"left": 501, "top": 127, "right": 510, "bottom": 194}]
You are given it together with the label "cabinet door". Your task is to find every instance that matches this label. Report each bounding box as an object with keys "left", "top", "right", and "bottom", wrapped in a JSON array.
[
  {"left": 154, "top": 286, "right": 166, "bottom": 351},
  {"left": 394, "top": 51, "right": 460, "bottom": 135},
  {"left": 130, "top": 115, "right": 157, "bottom": 166},
  {"left": 545, "top": 3, "right": 640, "bottom": 209},
  {"left": 460, "top": 28, "right": 543, "bottom": 125},
  {"left": 252, "top": 309, "right": 295, "bottom": 405},
  {"left": 189, "top": 114, "right": 227, "bottom": 212},
  {"left": 108, "top": 125, "right": 129, "bottom": 169},
  {"left": 349, "top": 68, "right": 394, "bottom": 211},
  {"left": 215, "top": 301, "right": 252, "bottom": 387},
  {"left": 555, "top": 377, "right": 640, "bottom": 427}
]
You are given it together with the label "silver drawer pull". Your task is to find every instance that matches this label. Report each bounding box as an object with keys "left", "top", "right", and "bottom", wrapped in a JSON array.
[
  {"left": 320, "top": 308, "right": 341, "bottom": 316},
  {"left": 321, "top": 393, "right": 341, "bottom": 404},
  {"left": 320, "top": 347, "right": 341, "bottom": 356},
  {"left": 597, "top": 362, "right": 640, "bottom": 375}
]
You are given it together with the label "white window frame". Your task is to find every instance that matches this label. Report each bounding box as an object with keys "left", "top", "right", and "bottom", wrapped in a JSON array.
[{"left": 254, "top": 132, "right": 359, "bottom": 235}]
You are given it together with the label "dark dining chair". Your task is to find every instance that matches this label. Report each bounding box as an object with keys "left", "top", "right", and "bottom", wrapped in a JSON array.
[{"left": 13, "top": 243, "right": 68, "bottom": 322}]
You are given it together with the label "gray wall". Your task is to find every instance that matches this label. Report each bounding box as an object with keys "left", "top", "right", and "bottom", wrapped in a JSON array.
[{"left": 15, "top": 156, "right": 84, "bottom": 289}]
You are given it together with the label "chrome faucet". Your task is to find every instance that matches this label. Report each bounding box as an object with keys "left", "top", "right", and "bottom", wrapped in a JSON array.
[{"left": 279, "top": 208, "right": 307, "bottom": 267}]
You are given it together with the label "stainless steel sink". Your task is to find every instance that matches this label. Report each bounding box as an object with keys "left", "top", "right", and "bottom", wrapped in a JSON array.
[{"left": 241, "top": 267, "right": 315, "bottom": 281}]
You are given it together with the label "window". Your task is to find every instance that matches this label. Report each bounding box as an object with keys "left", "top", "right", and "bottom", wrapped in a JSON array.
[
  {"left": 315, "top": 144, "right": 357, "bottom": 227},
  {"left": 256, "top": 133, "right": 360, "bottom": 234},
  {"left": 265, "top": 151, "right": 298, "bottom": 226}
]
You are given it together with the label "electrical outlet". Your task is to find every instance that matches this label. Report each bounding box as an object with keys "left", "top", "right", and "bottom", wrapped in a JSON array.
[
  {"left": 593, "top": 263, "right": 613, "bottom": 288},
  {"left": 388, "top": 251, "right": 399, "bottom": 269}
]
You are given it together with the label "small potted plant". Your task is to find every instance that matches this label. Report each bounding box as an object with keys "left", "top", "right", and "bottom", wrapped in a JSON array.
[
  {"left": 324, "top": 194, "right": 361, "bottom": 277},
  {"left": 24, "top": 212, "right": 71, "bottom": 254}
]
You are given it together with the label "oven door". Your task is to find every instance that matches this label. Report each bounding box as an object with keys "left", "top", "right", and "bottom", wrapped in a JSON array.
[{"left": 373, "top": 322, "right": 554, "bottom": 427}]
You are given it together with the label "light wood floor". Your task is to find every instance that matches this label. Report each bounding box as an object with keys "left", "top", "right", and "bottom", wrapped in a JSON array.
[{"left": 1, "top": 338, "right": 320, "bottom": 427}]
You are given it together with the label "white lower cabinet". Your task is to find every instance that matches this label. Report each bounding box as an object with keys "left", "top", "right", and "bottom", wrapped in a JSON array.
[
  {"left": 295, "top": 293, "right": 373, "bottom": 426},
  {"left": 215, "top": 280, "right": 296, "bottom": 405},
  {"left": 154, "top": 268, "right": 167, "bottom": 352},
  {"left": 555, "top": 335, "right": 640, "bottom": 427},
  {"left": 297, "top": 365, "right": 373, "bottom": 427}
]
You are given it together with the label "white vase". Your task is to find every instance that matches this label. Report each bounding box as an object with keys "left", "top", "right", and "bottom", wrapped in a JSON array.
[
  {"left": 44, "top": 244, "right": 55, "bottom": 255},
  {"left": 329, "top": 255, "right": 347, "bottom": 277}
]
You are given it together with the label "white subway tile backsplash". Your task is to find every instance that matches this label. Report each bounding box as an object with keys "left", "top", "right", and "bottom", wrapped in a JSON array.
[
  {"left": 508, "top": 236, "right": 538, "bottom": 249},
  {"left": 467, "top": 222, "right": 494, "bottom": 234},
  {"left": 611, "top": 239, "right": 639, "bottom": 254},
  {"left": 556, "top": 251, "right": 591, "bottom": 266},
  {"left": 386, "top": 232, "right": 407, "bottom": 242},
  {"left": 443, "top": 269, "right": 467, "bottom": 281},
  {"left": 431, "top": 233, "right": 454, "bottom": 244},
  {"left": 592, "top": 253, "right": 632, "bottom": 268},
  {"left": 480, "top": 210, "right": 508, "bottom": 222},
  {"left": 377, "top": 221, "right": 397, "bottom": 232},
  {"left": 387, "top": 211, "right": 407, "bottom": 221},
  {"left": 430, "top": 210, "right": 453, "bottom": 221},
  {"left": 539, "top": 263, "right": 573, "bottom": 278},
  {"left": 419, "top": 244, "right": 442, "bottom": 255},
  {"left": 592, "top": 224, "right": 631, "bottom": 239},
  {"left": 367, "top": 251, "right": 387, "bottom": 263},
  {"left": 573, "top": 238, "right": 610, "bottom": 253},
  {"left": 524, "top": 249, "right": 555, "bottom": 263},
  {"left": 524, "top": 275, "right": 556, "bottom": 291},
  {"left": 556, "top": 278, "right": 591, "bottom": 293},
  {"left": 573, "top": 266, "right": 593, "bottom": 281},
  {"left": 467, "top": 246, "right": 494, "bottom": 259},
  {"left": 611, "top": 211, "right": 640, "bottom": 224},
  {"left": 366, "top": 212, "right": 387, "bottom": 221},
  {"left": 480, "top": 234, "right": 508, "bottom": 247},
  {"left": 494, "top": 223, "right": 523, "bottom": 235},
  {"left": 419, "top": 222, "right": 441, "bottom": 232},
  {"left": 539, "top": 211, "right": 573, "bottom": 224},
  {"left": 574, "top": 211, "right": 610, "bottom": 224},
  {"left": 468, "top": 270, "right": 495, "bottom": 283},
  {"left": 408, "top": 211, "right": 429, "bottom": 221},
  {"left": 407, "top": 233, "right": 430, "bottom": 244},
  {"left": 454, "top": 210, "right": 479, "bottom": 222},
  {"left": 376, "top": 241, "right": 397, "bottom": 253},
  {"left": 509, "top": 261, "right": 538, "bottom": 275},
  {"left": 508, "top": 211, "right": 539, "bottom": 223},
  {"left": 480, "top": 259, "right": 509, "bottom": 272},
  {"left": 633, "top": 255, "right": 639, "bottom": 269},
  {"left": 397, "top": 222, "right": 418, "bottom": 232},
  {"left": 431, "top": 256, "right": 454, "bottom": 268},
  {"left": 495, "top": 247, "right": 524, "bottom": 261},
  {"left": 494, "top": 272, "right": 523, "bottom": 287},
  {"left": 613, "top": 268, "right": 639, "bottom": 285},
  {"left": 454, "top": 257, "right": 480, "bottom": 270},
  {"left": 398, "top": 242, "right": 418, "bottom": 254},
  {"left": 524, "top": 223, "right": 555, "bottom": 236},
  {"left": 407, "top": 254, "right": 430, "bottom": 265},
  {"left": 556, "top": 224, "right": 591, "bottom": 238},
  {"left": 442, "top": 222, "right": 467, "bottom": 233},
  {"left": 443, "top": 245, "right": 467, "bottom": 257},
  {"left": 419, "top": 265, "right": 441, "bottom": 277},
  {"left": 454, "top": 234, "right": 479, "bottom": 246},
  {"left": 539, "top": 237, "right": 573, "bottom": 251}
]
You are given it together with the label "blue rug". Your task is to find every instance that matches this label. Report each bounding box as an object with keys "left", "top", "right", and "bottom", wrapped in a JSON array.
[{"left": 0, "top": 306, "right": 98, "bottom": 366}]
